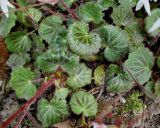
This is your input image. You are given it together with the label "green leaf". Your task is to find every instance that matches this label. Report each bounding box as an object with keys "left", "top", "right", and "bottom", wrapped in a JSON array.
[
  {"left": 98, "top": 25, "right": 129, "bottom": 62},
  {"left": 118, "top": 0, "right": 137, "bottom": 7},
  {"left": 54, "top": 88, "right": 69, "bottom": 100},
  {"left": 145, "top": 81, "right": 155, "bottom": 98},
  {"left": 0, "top": 13, "right": 17, "bottom": 38},
  {"left": 37, "top": 98, "right": 69, "bottom": 127},
  {"left": 111, "top": 5, "right": 135, "bottom": 27},
  {"left": 67, "top": 63, "right": 92, "bottom": 90},
  {"left": 31, "top": 34, "right": 45, "bottom": 59},
  {"left": 36, "top": 49, "right": 79, "bottom": 73},
  {"left": 5, "top": 32, "right": 32, "bottom": 53},
  {"left": 124, "top": 47, "right": 154, "bottom": 85},
  {"left": 94, "top": 65, "right": 105, "bottom": 86},
  {"left": 106, "top": 64, "right": 134, "bottom": 93},
  {"left": 98, "top": 0, "right": 117, "bottom": 10},
  {"left": 16, "top": 8, "right": 42, "bottom": 27},
  {"left": 68, "top": 21, "right": 101, "bottom": 56},
  {"left": 70, "top": 91, "right": 98, "bottom": 117},
  {"left": 78, "top": 2, "right": 104, "bottom": 24},
  {"left": 125, "top": 22, "right": 144, "bottom": 52},
  {"left": 7, "top": 53, "right": 30, "bottom": 69},
  {"left": 145, "top": 9, "right": 160, "bottom": 37},
  {"left": 10, "top": 68, "right": 36, "bottom": 99},
  {"left": 38, "top": 15, "right": 65, "bottom": 44},
  {"left": 58, "top": 0, "right": 76, "bottom": 9},
  {"left": 155, "top": 80, "right": 160, "bottom": 96}
]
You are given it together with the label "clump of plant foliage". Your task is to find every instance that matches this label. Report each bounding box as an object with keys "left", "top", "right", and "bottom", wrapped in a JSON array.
[{"left": 0, "top": 0, "right": 160, "bottom": 127}]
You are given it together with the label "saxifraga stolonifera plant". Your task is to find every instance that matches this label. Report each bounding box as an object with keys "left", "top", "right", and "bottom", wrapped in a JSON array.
[{"left": 0, "top": 0, "right": 160, "bottom": 127}]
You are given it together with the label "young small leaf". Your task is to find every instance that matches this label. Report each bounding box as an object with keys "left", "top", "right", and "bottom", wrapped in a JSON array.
[
  {"left": 39, "top": 15, "right": 65, "bottom": 44},
  {"left": 67, "top": 63, "right": 92, "bottom": 90},
  {"left": 124, "top": 47, "right": 154, "bottom": 85},
  {"left": 37, "top": 98, "right": 69, "bottom": 127},
  {"left": 78, "top": 2, "right": 104, "bottom": 24},
  {"left": 111, "top": 5, "right": 135, "bottom": 27},
  {"left": 10, "top": 67, "right": 36, "bottom": 99},
  {"left": 98, "top": 25, "right": 129, "bottom": 62},
  {"left": 98, "top": 0, "right": 117, "bottom": 10},
  {"left": 70, "top": 91, "right": 98, "bottom": 117},
  {"left": 5, "top": 32, "right": 32, "bottom": 53},
  {"left": 54, "top": 88, "right": 69, "bottom": 100},
  {"left": 68, "top": 21, "right": 101, "bottom": 56},
  {"left": 94, "top": 65, "right": 105, "bottom": 86}
]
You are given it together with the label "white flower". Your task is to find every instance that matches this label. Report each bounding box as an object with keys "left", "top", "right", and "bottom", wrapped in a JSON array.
[
  {"left": 0, "top": 0, "right": 14, "bottom": 17},
  {"left": 149, "top": 18, "right": 160, "bottom": 33},
  {"left": 135, "top": 0, "right": 151, "bottom": 16}
]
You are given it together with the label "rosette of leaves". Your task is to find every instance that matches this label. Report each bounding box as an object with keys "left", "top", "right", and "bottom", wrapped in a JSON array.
[
  {"left": 145, "top": 9, "right": 160, "bottom": 37},
  {"left": 67, "top": 63, "right": 92, "bottom": 90},
  {"left": 124, "top": 47, "right": 154, "bottom": 85},
  {"left": 16, "top": 8, "right": 42, "bottom": 28},
  {"left": 5, "top": 31, "right": 32, "bottom": 53},
  {"left": 10, "top": 67, "right": 37, "bottom": 99},
  {"left": 37, "top": 98, "right": 69, "bottom": 127},
  {"left": 67, "top": 21, "right": 101, "bottom": 56},
  {"left": 97, "top": 25, "right": 129, "bottom": 62},
  {"left": 111, "top": 5, "right": 135, "bottom": 27},
  {"left": 98, "top": 0, "right": 117, "bottom": 10},
  {"left": 36, "top": 49, "right": 79, "bottom": 73},
  {"left": 0, "top": 13, "right": 17, "bottom": 38},
  {"left": 7, "top": 53, "right": 30, "bottom": 69},
  {"left": 77, "top": 2, "right": 104, "bottom": 24},
  {"left": 39, "top": 15, "right": 65, "bottom": 44},
  {"left": 125, "top": 22, "right": 144, "bottom": 51},
  {"left": 106, "top": 64, "right": 134, "bottom": 93},
  {"left": 70, "top": 91, "right": 98, "bottom": 117}
]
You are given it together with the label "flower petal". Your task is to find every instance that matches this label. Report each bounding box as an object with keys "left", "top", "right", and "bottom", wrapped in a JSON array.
[
  {"left": 149, "top": 18, "right": 160, "bottom": 33},
  {"left": 136, "top": 0, "right": 144, "bottom": 11},
  {"left": 143, "top": 0, "right": 151, "bottom": 15}
]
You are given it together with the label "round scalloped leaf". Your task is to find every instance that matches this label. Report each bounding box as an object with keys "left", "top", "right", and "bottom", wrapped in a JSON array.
[
  {"left": 106, "top": 73, "right": 134, "bottom": 93},
  {"left": 67, "top": 63, "right": 92, "bottom": 90},
  {"left": 145, "top": 9, "right": 160, "bottom": 37},
  {"left": 10, "top": 68, "right": 36, "bottom": 99},
  {"left": 78, "top": 2, "right": 104, "bottom": 24},
  {"left": 0, "top": 13, "right": 17, "bottom": 38},
  {"left": 98, "top": 25, "right": 129, "bottom": 62},
  {"left": 125, "top": 22, "right": 144, "bottom": 51},
  {"left": 70, "top": 91, "right": 98, "bottom": 117},
  {"left": 7, "top": 53, "right": 30, "bottom": 69},
  {"left": 94, "top": 65, "right": 105, "bottom": 86},
  {"left": 37, "top": 98, "right": 69, "bottom": 127},
  {"left": 68, "top": 21, "right": 101, "bottom": 56},
  {"left": 5, "top": 32, "right": 32, "bottom": 53},
  {"left": 111, "top": 5, "right": 135, "bottom": 27},
  {"left": 106, "top": 64, "right": 134, "bottom": 93},
  {"left": 98, "top": 0, "right": 117, "bottom": 10},
  {"left": 16, "top": 8, "right": 42, "bottom": 27},
  {"left": 124, "top": 47, "right": 154, "bottom": 85},
  {"left": 38, "top": 15, "right": 65, "bottom": 44},
  {"left": 36, "top": 49, "right": 79, "bottom": 73},
  {"left": 118, "top": 0, "right": 137, "bottom": 7}
]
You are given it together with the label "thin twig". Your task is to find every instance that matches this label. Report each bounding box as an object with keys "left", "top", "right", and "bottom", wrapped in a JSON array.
[
  {"left": 59, "top": 0, "right": 79, "bottom": 20},
  {"left": 25, "top": 110, "right": 41, "bottom": 128}
]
